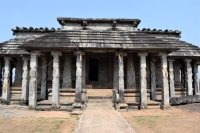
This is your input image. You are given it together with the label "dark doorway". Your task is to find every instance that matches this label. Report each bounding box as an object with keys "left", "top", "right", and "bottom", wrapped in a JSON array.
[{"left": 89, "top": 59, "right": 98, "bottom": 81}]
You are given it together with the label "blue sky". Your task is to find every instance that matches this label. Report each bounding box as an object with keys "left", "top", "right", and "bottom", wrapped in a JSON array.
[{"left": 0, "top": 0, "right": 200, "bottom": 45}]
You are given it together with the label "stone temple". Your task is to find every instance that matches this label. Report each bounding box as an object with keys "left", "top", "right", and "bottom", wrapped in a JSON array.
[{"left": 0, "top": 17, "right": 200, "bottom": 111}]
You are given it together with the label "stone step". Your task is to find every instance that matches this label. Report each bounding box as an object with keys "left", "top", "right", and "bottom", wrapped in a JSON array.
[
  {"left": 85, "top": 85, "right": 93, "bottom": 89},
  {"left": 86, "top": 99, "right": 112, "bottom": 103},
  {"left": 48, "top": 93, "right": 75, "bottom": 96},
  {"left": 124, "top": 93, "right": 150, "bottom": 97}
]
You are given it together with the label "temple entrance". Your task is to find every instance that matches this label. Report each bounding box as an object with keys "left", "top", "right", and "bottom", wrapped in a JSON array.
[{"left": 89, "top": 59, "right": 98, "bottom": 81}]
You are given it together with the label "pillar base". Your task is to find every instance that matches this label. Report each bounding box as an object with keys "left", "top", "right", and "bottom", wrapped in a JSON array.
[
  {"left": 62, "top": 84, "right": 72, "bottom": 89},
  {"left": 160, "top": 104, "right": 171, "bottom": 110},
  {"left": 28, "top": 106, "right": 36, "bottom": 110},
  {"left": 50, "top": 105, "right": 60, "bottom": 111},
  {"left": 72, "top": 103, "right": 85, "bottom": 111},
  {"left": 139, "top": 104, "right": 148, "bottom": 110},
  {"left": 1, "top": 100, "right": 10, "bottom": 105},
  {"left": 20, "top": 100, "right": 28, "bottom": 106}
]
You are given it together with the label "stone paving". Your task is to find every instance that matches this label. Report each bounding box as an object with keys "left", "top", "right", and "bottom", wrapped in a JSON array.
[{"left": 74, "top": 109, "right": 135, "bottom": 133}]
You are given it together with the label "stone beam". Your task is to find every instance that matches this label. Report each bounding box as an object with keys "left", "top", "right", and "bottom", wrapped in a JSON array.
[
  {"left": 21, "top": 56, "right": 30, "bottom": 105},
  {"left": 51, "top": 51, "right": 62, "bottom": 108},
  {"left": 74, "top": 51, "right": 85, "bottom": 103},
  {"left": 29, "top": 51, "right": 40, "bottom": 109},
  {"left": 138, "top": 52, "right": 148, "bottom": 109},
  {"left": 185, "top": 59, "right": 193, "bottom": 95},
  {"left": 127, "top": 53, "right": 136, "bottom": 89},
  {"left": 168, "top": 59, "right": 175, "bottom": 97},
  {"left": 159, "top": 52, "right": 170, "bottom": 109},
  {"left": 1, "top": 56, "right": 11, "bottom": 104},
  {"left": 150, "top": 58, "right": 157, "bottom": 100},
  {"left": 40, "top": 57, "right": 47, "bottom": 100},
  {"left": 62, "top": 54, "right": 72, "bottom": 88}
]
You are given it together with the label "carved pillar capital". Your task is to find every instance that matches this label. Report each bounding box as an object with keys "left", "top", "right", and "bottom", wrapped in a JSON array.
[
  {"left": 115, "top": 51, "right": 127, "bottom": 56},
  {"left": 22, "top": 56, "right": 30, "bottom": 61},
  {"left": 168, "top": 59, "right": 175, "bottom": 62},
  {"left": 150, "top": 58, "right": 157, "bottom": 62},
  {"left": 51, "top": 51, "right": 62, "bottom": 57},
  {"left": 184, "top": 58, "right": 192, "bottom": 63},
  {"left": 138, "top": 52, "right": 148, "bottom": 57}
]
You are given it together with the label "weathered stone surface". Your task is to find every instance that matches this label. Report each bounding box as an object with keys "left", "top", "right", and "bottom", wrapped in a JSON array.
[
  {"left": 159, "top": 52, "right": 170, "bottom": 109},
  {"left": 29, "top": 51, "right": 39, "bottom": 108},
  {"left": 127, "top": 53, "right": 135, "bottom": 89},
  {"left": 74, "top": 51, "right": 84, "bottom": 103},
  {"left": 150, "top": 58, "right": 156, "bottom": 100},
  {"left": 193, "top": 61, "right": 200, "bottom": 95},
  {"left": 170, "top": 95, "right": 200, "bottom": 105},
  {"left": 62, "top": 54, "right": 72, "bottom": 88},
  {"left": 21, "top": 56, "right": 30, "bottom": 105},
  {"left": 40, "top": 57, "right": 47, "bottom": 100},
  {"left": 138, "top": 52, "right": 148, "bottom": 109},
  {"left": 168, "top": 59, "right": 175, "bottom": 97},
  {"left": 82, "top": 55, "right": 86, "bottom": 88},
  {"left": 185, "top": 59, "right": 193, "bottom": 95},
  {"left": 113, "top": 54, "right": 118, "bottom": 89},
  {"left": 117, "top": 51, "right": 126, "bottom": 102},
  {"left": 51, "top": 51, "right": 62, "bottom": 107},
  {"left": 1, "top": 56, "right": 11, "bottom": 104}
]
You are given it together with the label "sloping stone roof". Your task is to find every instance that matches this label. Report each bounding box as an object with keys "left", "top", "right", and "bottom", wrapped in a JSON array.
[
  {"left": 19, "top": 30, "right": 178, "bottom": 52},
  {"left": 0, "top": 27, "right": 56, "bottom": 55}
]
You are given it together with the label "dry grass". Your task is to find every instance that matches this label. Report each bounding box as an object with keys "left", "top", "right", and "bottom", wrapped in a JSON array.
[
  {"left": 0, "top": 113, "right": 79, "bottom": 133},
  {"left": 121, "top": 108, "right": 200, "bottom": 133}
]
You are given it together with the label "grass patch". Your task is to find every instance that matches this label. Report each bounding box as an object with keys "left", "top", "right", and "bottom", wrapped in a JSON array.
[{"left": 133, "top": 116, "right": 166, "bottom": 129}]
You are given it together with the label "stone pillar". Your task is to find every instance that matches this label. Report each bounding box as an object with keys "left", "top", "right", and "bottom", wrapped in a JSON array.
[
  {"left": 117, "top": 51, "right": 127, "bottom": 102},
  {"left": 0, "top": 58, "right": 2, "bottom": 96},
  {"left": 21, "top": 56, "right": 30, "bottom": 105},
  {"left": 185, "top": 59, "right": 193, "bottom": 95},
  {"left": 159, "top": 52, "right": 170, "bottom": 109},
  {"left": 138, "top": 52, "right": 148, "bottom": 109},
  {"left": 13, "top": 59, "right": 23, "bottom": 86},
  {"left": 168, "top": 59, "right": 175, "bottom": 97},
  {"left": 62, "top": 54, "right": 72, "bottom": 88},
  {"left": 40, "top": 57, "right": 47, "bottom": 100},
  {"left": 74, "top": 51, "right": 84, "bottom": 103},
  {"left": 51, "top": 51, "right": 62, "bottom": 108},
  {"left": 1, "top": 56, "right": 11, "bottom": 104},
  {"left": 174, "top": 60, "right": 180, "bottom": 83},
  {"left": 113, "top": 54, "right": 118, "bottom": 89},
  {"left": 150, "top": 58, "right": 157, "bottom": 100},
  {"left": 29, "top": 51, "right": 39, "bottom": 109},
  {"left": 127, "top": 53, "right": 135, "bottom": 89},
  {"left": 82, "top": 55, "right": 86, "bottom": 88},
  {"left": 193, "top": 61, "right": 200, "bottom": 95}
]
